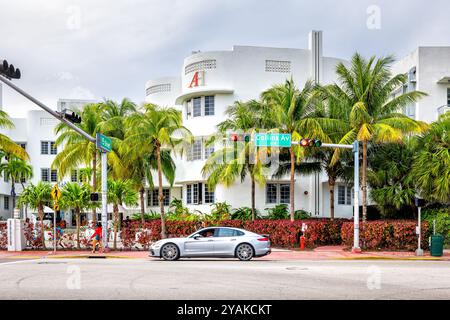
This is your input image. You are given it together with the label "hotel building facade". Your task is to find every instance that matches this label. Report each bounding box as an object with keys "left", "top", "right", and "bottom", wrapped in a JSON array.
[{"left": 0, "top": 32, "right": 449, "bottom": 221}]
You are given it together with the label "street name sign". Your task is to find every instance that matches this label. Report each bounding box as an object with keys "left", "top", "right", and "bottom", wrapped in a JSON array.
[
  {"left": 96, "top": 133, "right": 112, "bottom": 153},
  {"left": 254, "top": 133, "right": 291, "bottom": 147}
]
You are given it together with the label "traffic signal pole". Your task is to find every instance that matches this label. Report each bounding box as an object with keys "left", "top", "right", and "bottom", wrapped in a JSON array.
[
  {"left": 292, "top": 139, "right": 361, "bottom": 252},
  {"left": 0, "top": 73, "right": 109, "bottom": 250}
]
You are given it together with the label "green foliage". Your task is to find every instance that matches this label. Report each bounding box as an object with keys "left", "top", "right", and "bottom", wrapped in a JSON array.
[
  {"left": 131, "top": 211, "right": 160, "bottom": 221},
  {"left": 265, "top": 204, "right": 289, "bottom": 220},
  {"left": 294, "top": 209, "right": 312, "bottom": 220},
  {"left": 422, "top": 208, "right": 450, "bottom": 246},
  {"left": 231, "top": 207, "right": 259, "bottom": 220}
]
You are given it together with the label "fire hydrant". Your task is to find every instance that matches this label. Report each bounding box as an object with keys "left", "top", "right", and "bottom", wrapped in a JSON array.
[{"left": 300, "top": 235, "right": 305, "bottom": 250}]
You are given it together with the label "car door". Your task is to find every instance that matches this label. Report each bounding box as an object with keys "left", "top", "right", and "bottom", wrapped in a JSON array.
[
  {"left": 183, "top": 228, "right": 216, "bottom": 256},
  {"left": 212, "top": 228, "right": 241, "bottom": 256}
]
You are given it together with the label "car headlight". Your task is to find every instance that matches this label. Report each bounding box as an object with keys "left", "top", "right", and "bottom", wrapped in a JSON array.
[{"left": 152, "top": 241, "right": 163, "bottom": 248}]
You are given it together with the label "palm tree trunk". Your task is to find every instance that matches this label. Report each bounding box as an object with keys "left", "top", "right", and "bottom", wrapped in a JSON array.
[
  {"left": 92, "top": 151, "right": 97, "bottom": 223},
  {"left": 38, "top": 205, "right": 46, "bottom": 249},
  {"left": 113, "top": 204, "right": 118, "bottom": 250},
  {"left": 289, "top": 147, "right": 295, "bottom": 222},
  {"left": 139, "top": 187, "right": 145, "bottom": 224},
  {"left": 362, "top": 140, "right": 368, "bottom": 223},
  {"left": 156, "top": 144, "right": 167, "bottom": 239},
  {"left": 328, "top": 175, "right": 336, "bottom": 221},
  {"left": 76, "top": 208, "right": 81, "bottom": 250},
  {"left": 251, "top": 176, "right": 256, "bottom": 221}
]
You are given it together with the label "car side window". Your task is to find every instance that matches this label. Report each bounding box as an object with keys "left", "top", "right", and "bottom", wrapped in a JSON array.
[
  {"left": 196, "top": 229, "right": 216, "bottom": 237},
  {"left": 216, "top": 228, "right": 238, "bottom": 237},
  {"left": 235, "top": 230, "right": 245, "bottom": 236}
]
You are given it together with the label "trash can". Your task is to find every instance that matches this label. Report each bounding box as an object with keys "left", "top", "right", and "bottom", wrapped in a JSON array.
[{"left": 430, "top": 235, "right": 444, "bottom": 257}]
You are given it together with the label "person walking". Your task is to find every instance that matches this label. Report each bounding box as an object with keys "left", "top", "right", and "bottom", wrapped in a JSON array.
[{"left": 90, "top": 222, "right": 103, "bottom": 253}]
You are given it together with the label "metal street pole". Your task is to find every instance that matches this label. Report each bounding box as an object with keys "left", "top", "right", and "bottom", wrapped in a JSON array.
[
  {"left": 416, "top": 206, "right": 423, "bottom": 256},
  {"left": 101, "top": 151, "right": 108, "bottom": 249},
  {"left": 0, "top": 74, "right": 108, "bottom": 250},
  {"left": 352, "top": 140, "right": 361, "bottom": 253}
]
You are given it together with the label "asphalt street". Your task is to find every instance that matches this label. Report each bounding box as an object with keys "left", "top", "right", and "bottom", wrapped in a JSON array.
[{"left": 0, "top": 257, "right": 449, "bottom": 300}]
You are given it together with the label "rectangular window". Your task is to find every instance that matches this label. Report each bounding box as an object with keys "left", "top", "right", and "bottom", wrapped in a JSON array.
[
  {"left": 41, "top": 168, "right": 49, "bottom": 182},
  {"left": 193, "top": 97, "right": 202, "bottom": 117},
  {"left": 186, "top": 184, "right": 192, "bottom": 204},
  {"left": 266, "top": 184, "right": 278, "bottom": 204},
  {"left": 279, "top": 184, "right": 290, "bottom": 204},
  {"left": 20, "top": 173, "right": 26, "bottom": 184},
  {"left": 188, "top": 139, "right": 202, "bottom": 161},
  {"left": 204, "top": 184, "right": 215, "bottom": 204},
  {"left": 3, "top": 174, "right": 8, "bottom": 183},
  {"left": 346, "top": 187, "right": 352, "bottom": 205},
  {"left": 71, "top": 170, "right": 78, "bottom": 182},
  {"left": 338, "top": 185, "right": 346, "bottom": 205},
  {"left": 50, "top": 169, "right": 58, "bottom": 182},
  {"left": 193, "top": 183, "right": 199, "bottom": 204},
  {"left": 204, "top": 146, "right": 214, "bottom": 159},
  {"left": 4, "top": 196, "right": 9, "bottom": 210},
  {"left": 50, "top": 142, "right": 57, "bottom": 155},
  {"left": 204, "top": 96, "right": 215, "bottom": 116},
  {"left": 447, "top": 88, "right": 450, "bottom": 106},
  {"left": 41, "top": 141, "right": 49, "bottom": 155},
  {"left": 151, "top": 189, "right": 159, "bottom": 206}
]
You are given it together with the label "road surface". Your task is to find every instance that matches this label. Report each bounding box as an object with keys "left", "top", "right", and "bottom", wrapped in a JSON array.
[{"left": 0, "top": 258, "right": 449, "bottom": 299}]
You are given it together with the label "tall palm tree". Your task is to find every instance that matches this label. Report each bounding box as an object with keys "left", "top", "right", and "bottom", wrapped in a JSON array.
[
  {"left": 107, "top": 179, "right": 138, "bottom": 249},
  {"left": 411, "top": 113, "right": 450, "bottom": 204},
  {"left": 0, "top": 110, "right": 28, "bottom": 160},
  {"left": 261, "top": 79, "right": 331, "bottom": 221},
  {"left": 60, "top": 182, "right": 91, "bottom": 249},
  {"left": 329, "top": 53, "right": 428, "bottom": 222},
  {"left": 121, "top": 104, "right": 192, "bottom": 238},
  {"left": 18, "top": 182, "right": 52, "bottom": 249},
  {"left": 0, "top": 154, "right": 33, "bottom": 216},
  {"left": 202, "top": 100, "right": 267, "bottom": 220}
]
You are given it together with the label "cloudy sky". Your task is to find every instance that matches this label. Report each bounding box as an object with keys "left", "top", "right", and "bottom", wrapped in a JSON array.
[{"left": 1, "top": 0, "right": 450, "bottom": 117}]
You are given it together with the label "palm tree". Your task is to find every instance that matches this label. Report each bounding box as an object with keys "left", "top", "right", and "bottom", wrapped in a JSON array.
[
  {"left": 328, "top": 53, "right": 428, "bottom": 222},
  {"left": 0, "top": 110, "right": 28, "bottom": 160},
  {"left": 411, "top": 113, "right": 450, "bottom": 204},
  {"left": 121, "top": 104, "right": 192, "bottom": 238},
  {"left": 202, "top": 100, "right": 267, "bottom": 220},
  {"left": 60, "top": 182, "right": 91, "bottom": 249},
  {"left": 18, "top": 182, "right": 52, "bottom": 249},
  {"left": 261, "top": 79, "right": 331, "bottom": 221},
  {"left": 107, "top": 179, "right": 138, "bottom": 249},
  {"left": 0, "top": 154, "right": 33, "bottom": 216}
]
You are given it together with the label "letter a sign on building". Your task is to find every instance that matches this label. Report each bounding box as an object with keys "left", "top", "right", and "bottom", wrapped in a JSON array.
[{"left": 188, "top": 71, "right": 204, "bottom": 88}]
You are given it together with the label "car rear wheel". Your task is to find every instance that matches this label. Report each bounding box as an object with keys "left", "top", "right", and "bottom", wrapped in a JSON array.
[
  {"left": 236, "top": 243, "right": 254, "bottom": 261},
  {"left": 161, "top": 243, "right": 180, "bottom": 261}
]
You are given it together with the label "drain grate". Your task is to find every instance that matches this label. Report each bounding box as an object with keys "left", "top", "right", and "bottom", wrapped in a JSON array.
[{"left": 88, "top": 256, "right": 107, "bottom": 259}]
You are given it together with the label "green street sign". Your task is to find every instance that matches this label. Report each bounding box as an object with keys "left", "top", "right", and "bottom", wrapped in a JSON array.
[
  {"left": 254, "top": 133, "right": 291, "bottom": 147},
  {"left": 96, "top": 133, "right": 112, "bottom": 153}
]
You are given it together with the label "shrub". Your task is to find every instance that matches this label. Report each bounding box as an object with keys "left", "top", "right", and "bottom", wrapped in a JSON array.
[
  {"left": 0, "top": 222, "right": 7, "bottom": 250},
  {"left": 265, "top": 204, "right": 289, "bottom": 220},
  {"left": 131, "top": 212, "right": 160, "bottom": 221},
  {"left": 422, "top": 208, "right": 450, "bottom": 246},
  {"left": 295, "top": 210, "right": 312, "bottom": 220},
  {"left": 231, "top": 207, "right": 259, "bottom": 220}
]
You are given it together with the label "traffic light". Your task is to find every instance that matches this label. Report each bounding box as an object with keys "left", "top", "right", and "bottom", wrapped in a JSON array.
[
  {"left": 0, "top": 60, "right": 21, "bottom": 79},
  {"left": 64, "top": 111, "right": 82, "bottom": 124},
  {"left": 229, "top": 133, "right": 251, "bottom": 142},
  {"left": 299, "top": 138, "right": 322, "bottom": 147}
]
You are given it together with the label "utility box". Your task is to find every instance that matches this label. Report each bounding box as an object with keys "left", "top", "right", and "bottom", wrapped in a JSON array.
[{"left": 7, "top": 219, "right": 26, "bottom": 251}]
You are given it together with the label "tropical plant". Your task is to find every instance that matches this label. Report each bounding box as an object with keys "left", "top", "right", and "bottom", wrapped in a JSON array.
[
  {"left": 264, "top": 204, "right": 289, "bottom": 220},
  {"left": 121, "top": 103, "right": 192, "bottom": 238},
  {"left": 231, "top": 207, "right": 259, "bottom": 220},
  {"left": 107, "top": 179, "right": 138, "bottom": 250},
  {"left": 60, "top": 182, "right": 91, "bottom": 249},
  {"left": 0, "top": 110, "right": 28, "bottom": 160},
  {"left": 18, "top": 182, "right": 52, "bottom": 248},
  {"left": 202, "top": 100, "right": 267, "bottom": 221},
  {"left": 131, "top": 212, "right": 160, "bottom": 221},
  {"left": 367, "top": 141, "right": 417, "bottom": 218},
  {"left": 422, "top": 207, "right": 450, "bottom": 246},
  {"left": 294, "top": 209, "right": 312, "bottom": 220},
  {"left": 411, "top": 113, "right": 450, "bottom": 204},
  {"left": 208, "top": 201, "right": 232, "bottom": 220},
  {"left": 0, "top": 153, "right": 33, "bottom": 214},
  {"left": 261, "top": 79, "right": 332, "bottom": 221},
  {"left": 328, "top": 53, "right": 427, "bottom": 222}
]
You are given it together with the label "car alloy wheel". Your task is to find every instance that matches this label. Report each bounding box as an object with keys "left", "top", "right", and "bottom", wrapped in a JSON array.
[
  {"left": 236, "top": 243, "right": 254, "bottom": 261},
  {"left": 161, "top": 243, "right": 180, "bottom": 261}
]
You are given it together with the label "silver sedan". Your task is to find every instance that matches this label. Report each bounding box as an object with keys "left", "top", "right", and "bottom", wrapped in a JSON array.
[{"left": 149, "top": 227, "right": 271, "bottom": 261}]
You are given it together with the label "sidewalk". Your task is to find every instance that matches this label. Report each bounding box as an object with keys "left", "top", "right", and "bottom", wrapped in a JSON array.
[{"left": 1, "top": 246, "right": 449, "bottom": 261}]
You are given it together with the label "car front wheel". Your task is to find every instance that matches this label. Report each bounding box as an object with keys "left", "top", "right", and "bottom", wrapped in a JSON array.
[
  {"left": 161, "top": 243, "right": 180, "bottom": 261},
  {"left": 236, "top": 243, "right": 254, "bottom": 261}
]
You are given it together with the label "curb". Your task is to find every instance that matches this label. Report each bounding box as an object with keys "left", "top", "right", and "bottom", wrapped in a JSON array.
[{"left": 335, "top": 256, "right": 445, "bottom": 261}]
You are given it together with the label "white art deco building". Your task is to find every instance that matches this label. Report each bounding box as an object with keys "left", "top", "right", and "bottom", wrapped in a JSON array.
[{"left": 0, "top": 31, "right": 449, "bottom": 221}]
